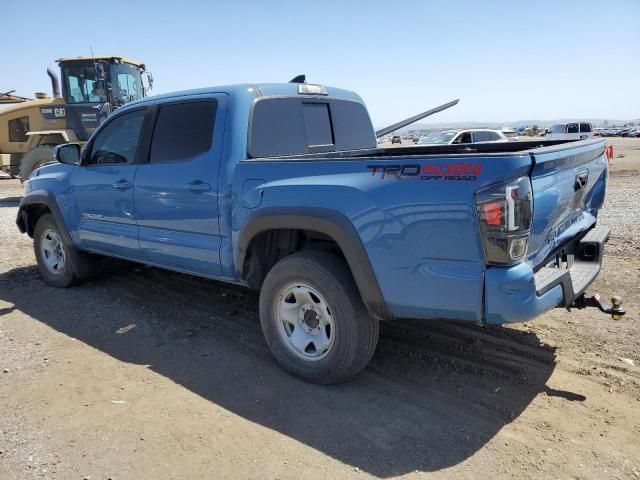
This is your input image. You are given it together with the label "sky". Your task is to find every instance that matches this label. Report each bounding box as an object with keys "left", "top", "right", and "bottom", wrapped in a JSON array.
[{"left": 2, "top": 0, "right": 639, "bottom": 126}]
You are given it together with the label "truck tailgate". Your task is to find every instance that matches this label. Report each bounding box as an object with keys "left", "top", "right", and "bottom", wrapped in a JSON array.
[{"left": 527, "top": 139, "right": 608, "bottom": 268}]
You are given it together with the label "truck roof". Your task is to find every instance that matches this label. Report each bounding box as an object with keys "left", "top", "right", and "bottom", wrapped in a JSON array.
[{"left": 130, "top": 83, "right": 364, "bottom": 107}]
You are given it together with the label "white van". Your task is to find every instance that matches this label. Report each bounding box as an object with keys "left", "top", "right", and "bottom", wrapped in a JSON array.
[{"left": 546, "top": 122, "right": 593, "bottom": 140}]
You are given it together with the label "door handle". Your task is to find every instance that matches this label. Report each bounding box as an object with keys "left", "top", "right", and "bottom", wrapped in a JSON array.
[
  {"left": 184, "top": 181, "right": 211, "bottom": 192},
  {"left": 112, "top": 180, "right": 132, "bottom": 190}
]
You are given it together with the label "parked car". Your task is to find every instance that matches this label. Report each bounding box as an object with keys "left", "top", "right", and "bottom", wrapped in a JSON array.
[
  {"left": 418, "top": 129, "right": 508, "bottom": 145},
  {"left": 545, "top": 122, "right": 593, "bottom": 140},
  {"left": 391, "top": 135, "right": 402, "bottom": 144},
  {"left": 17, "top": 81, "right": 617, "bottom": 384},
  {"left": 501, "top": 128, "right": 519, "bottom": 141}
]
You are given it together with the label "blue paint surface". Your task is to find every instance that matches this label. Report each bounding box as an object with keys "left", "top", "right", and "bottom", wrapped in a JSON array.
[{"left": 24, "top": 83, "right": 608, "bottom": 324}]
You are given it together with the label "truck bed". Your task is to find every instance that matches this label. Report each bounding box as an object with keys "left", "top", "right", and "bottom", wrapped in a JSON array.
[{"left": 247, "top": 139, "right": 583, "bottom": 161}]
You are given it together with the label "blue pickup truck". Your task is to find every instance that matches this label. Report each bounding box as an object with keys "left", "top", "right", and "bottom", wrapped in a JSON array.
[{"left": 17, "top": 81, "right": 619, "bottom": 383}]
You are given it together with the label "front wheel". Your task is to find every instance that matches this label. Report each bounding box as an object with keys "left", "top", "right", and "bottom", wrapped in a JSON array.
[
  {"left": 259, "top": 251, "right": 379, "bottom": 384},
  {"left": 33, "top": 214, "right": 102, "bottom": 287},
  {"left": 34, "top": 214, "right": 78, "bottom": 287}
]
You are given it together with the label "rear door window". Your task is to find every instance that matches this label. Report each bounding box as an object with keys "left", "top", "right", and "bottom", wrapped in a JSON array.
[
  {"left": 579, "top": 123, "right": 592, "bottom": 133},
  {"left": 149, "top": 101, "right": 217, "bottom": 163},
  {"left": 473, "top": 131, "right": 489, "bottom": 142},
  {"left": 567, "top": 123, "right": 579, "bottom": 134}
]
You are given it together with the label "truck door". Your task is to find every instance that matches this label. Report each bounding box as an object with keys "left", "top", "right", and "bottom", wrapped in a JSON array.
[
  {"left": 566, "top": 123, "right": 579, "bottom": 139},
  {"left": 579, "top": 123, "right": 592, "bottom": 139},
  {"left": 133, "top": 95, "right": 227, "bottom": 277},
  {"left": 68, "top": 107, "right": 147, "bottom": 258}
]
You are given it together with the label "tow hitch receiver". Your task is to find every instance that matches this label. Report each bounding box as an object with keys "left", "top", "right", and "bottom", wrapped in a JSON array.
[{"left": 573, "top": 294, "right": 626, "bottom": 320}]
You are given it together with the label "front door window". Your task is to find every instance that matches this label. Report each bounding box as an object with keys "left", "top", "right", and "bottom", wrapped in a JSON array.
[{"left": 86, "top": 110, "right": 146, "bottom": 165}]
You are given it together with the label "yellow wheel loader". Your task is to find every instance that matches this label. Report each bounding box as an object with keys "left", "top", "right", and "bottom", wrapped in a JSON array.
[{"left": 0, "top": 56, "right": 152, "bottom": 181}]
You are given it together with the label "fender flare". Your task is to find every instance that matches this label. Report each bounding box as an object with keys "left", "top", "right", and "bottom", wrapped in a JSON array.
[
  {"left": 16, "top": 189, "right": 72, "bottom": 244},
  {"left": 236, "top": 206, "right": 391, "bottom": 321}
]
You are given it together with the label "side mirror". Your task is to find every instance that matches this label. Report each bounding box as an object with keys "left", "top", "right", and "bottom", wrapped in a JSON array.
[
  {"left": 146, "top": 72, "right": 154, "bottom": 90},
  {"left": 54, "top": 144, "right": 80, "bottom": 165}
]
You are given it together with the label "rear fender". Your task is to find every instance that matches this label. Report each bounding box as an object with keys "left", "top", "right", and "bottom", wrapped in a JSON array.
[{"left": 236, "top": 207, "right": 391, "bottom": 321}]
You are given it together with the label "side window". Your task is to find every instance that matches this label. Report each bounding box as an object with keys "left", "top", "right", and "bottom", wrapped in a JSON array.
[
  {"left": 453, "top": 132, "right": 472, "bottom": 144},
  {"left": 579, "top": 123, "right": 591, "bottom": 133},
  {"left": 567, "top": 123, "right": 578, "bottom": 134},
  {"left": 489, "top": 132, "right": 501, "bottom": 141},
  {"left": 149, "top": 101, "right": 217, "bottom": 163},
  {"left": 8, "top": 116, "right": 30, "bottom": 142},
  {"left": 473, "top": 131, "right": 490, "bottom": 142},
  {"left": 86, "top": 109, "right": 146, "bottom": 165}
]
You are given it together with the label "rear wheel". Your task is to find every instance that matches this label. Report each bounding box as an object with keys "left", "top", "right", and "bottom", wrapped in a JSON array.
[
  {"left": 259, "top": 251, "right": 379, "bottom": 384},
  {"left": 19, "top": 146, "right": 55, "bottom": 183}
]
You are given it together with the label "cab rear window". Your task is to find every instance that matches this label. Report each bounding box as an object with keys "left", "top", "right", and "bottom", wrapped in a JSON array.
[{"left": 248, "top": 97, "right": 376, "bottom": 158}]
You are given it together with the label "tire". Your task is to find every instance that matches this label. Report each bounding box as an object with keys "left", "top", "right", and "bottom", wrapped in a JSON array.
[
  {"left": 259, "top": 251, "right": 379, "bottom": 384},
  {"left": 9, "top": 153, "right": 21, "bottom": 177},
  {"left": 19, "top": 146, "right": 55, "bottom": 183},
  {"left": 33, "top": 214, "right": 102, "bottom": 287}
]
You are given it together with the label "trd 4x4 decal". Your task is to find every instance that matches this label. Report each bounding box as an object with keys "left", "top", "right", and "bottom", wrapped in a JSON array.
[{"left": 367, "top": 162, "right": 481, "bottom": 181}]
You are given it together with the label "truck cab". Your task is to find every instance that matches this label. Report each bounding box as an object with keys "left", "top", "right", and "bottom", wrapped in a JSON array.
[{"left": 546, "top": 122, "right": 594, "bottom": 141}]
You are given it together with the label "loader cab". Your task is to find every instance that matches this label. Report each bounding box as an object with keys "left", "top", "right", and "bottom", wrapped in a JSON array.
[{"left": 57, "top": 56, "right": 147, "bottom": 140}]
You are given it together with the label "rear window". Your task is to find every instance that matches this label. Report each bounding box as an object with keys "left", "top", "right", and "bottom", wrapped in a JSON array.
[
  {"left": 248, "top": 97, "right": 376, "bottom": 157},
  {"left": 303, "top": 103, "right": 333, "bottom": 146},
  {"left": 579, "top": 123, "right": 592, "bottom": 133},
  {"left": 150, "top": 101, "right": 217, "bottom": 163}
]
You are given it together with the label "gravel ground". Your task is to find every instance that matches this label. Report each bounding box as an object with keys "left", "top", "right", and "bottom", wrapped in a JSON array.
[{"left": 0, "top": 138, "right": 639, "bottom": 480}]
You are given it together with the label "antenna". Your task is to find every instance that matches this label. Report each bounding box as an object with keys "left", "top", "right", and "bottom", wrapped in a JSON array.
[{"left": 289, "top": 74, "right": 306, "bottom": 84}]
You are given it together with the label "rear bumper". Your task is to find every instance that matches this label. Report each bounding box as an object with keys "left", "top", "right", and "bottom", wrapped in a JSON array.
[{"left": 484, "top": 226, "right": 608, "bottom": 324}]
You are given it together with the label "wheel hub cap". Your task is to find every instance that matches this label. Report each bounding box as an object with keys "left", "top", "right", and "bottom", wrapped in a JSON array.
[
  {"left": 40, "top": 228, "right": 65, "bottom": 275},
  {"left": 276, "top": 284, "right": 335, "bottom": 361}
]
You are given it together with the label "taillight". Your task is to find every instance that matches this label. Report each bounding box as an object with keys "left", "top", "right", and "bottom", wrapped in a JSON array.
[{"left": 475, "top": 177, "right": 533, "bottom": 265}]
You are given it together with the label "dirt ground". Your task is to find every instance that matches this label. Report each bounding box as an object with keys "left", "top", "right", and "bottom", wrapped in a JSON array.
[{"left": 1, "top": 138, "right": 639, "bottom": 480}]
